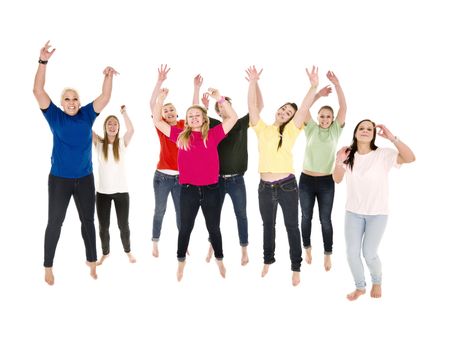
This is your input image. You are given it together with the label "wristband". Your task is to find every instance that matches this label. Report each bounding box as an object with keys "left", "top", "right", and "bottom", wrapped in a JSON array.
[
  {"left": 392, "top": 136, "right": 400, "bottom": 144},
  {"left": 38, "top": 58, "right": 48, "bottom": 65}
]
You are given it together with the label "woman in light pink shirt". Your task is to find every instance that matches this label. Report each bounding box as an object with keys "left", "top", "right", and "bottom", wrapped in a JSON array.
[
  {"left": 333, "top": 119, "right": 415, "bottom": 301},
  {"left": 152, "top": 87, "right": 238, "bottom": 281}
]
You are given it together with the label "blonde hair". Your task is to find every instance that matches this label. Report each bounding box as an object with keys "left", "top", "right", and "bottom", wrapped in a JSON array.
[
  {"left": 100, "top": 115, "right": 120, "bottom": 162},
  {"left": 177, "top": 105, "right": 209, "bottom": 150},
  {"left": 60, "top": 88, "right": 80, "bottom": 105}
]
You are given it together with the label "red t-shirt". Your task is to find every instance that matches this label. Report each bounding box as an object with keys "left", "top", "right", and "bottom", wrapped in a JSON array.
[{"left": 156, "top": 119, "right": 185, "bottom": 170}]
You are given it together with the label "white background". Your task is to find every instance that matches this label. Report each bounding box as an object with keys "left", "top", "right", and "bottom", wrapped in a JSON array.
[{"left": 1, "top": 0, "right": 447, "bottom": 349}]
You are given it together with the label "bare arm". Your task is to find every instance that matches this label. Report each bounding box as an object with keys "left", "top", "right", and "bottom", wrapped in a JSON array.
[
  {"left": 33, "top": 41, "right": 55, "bottom": 109},
  {"left": 93, "top": 66, "right": 119, "bottom": 114},
  {"left": 255, "top": 81, "right": 264, "bottom": 112},
  {"left": 332, "top": 147, "right": 350, "bottom": 183},
  {"left": 377, "top": 124, "right": 416, "bottom": 164},
  {"left": 152, "top": 88, "right": 171, "bottom": 137},
  {"left": 150, "top": 65, "right": 170, "bottom": 111},
  {"left": 92, "top": 131, "right": 99, "bottom": 146},
  {"left": 292, "top": 66, "right": 319, "bottom": 129},
  {"left": 208, "top": 88, "right": 238, "bottom": 134},
  {"left": 246, "top": 66, "right": 263, "bottom": 127},
  {"left": 192, "top": 74, "right": 203, "bottom": 105},
  {"left": 121, "top": 105, "right": 135, "bottom": 147},
  {"left": 327, "top": 71, "right": 347, "bottom": 126}
]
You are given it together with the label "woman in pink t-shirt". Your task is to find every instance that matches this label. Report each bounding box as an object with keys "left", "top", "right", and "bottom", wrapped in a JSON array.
[
  {"left": 153, "top": 87, "right": 238, "bottom": 281},
  {"left": 333, "top": 119, "right": 415, "bottom": 301}
]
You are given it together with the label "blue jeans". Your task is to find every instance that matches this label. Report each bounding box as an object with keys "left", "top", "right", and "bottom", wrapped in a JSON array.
[
  {"left": 345, "top": 211, "right": 388, "bottom": 289},
  {"left": 258, "top": 176, "right": 302, "bottom": 272},
  {"left": 299, "top": 173, "right": 335, "bottom": 254},
  {"left": 219, "top": 175, "right": 248, "bottom": 246},
  {"left": 44, "top": 174, "right": 97, "bottom": 267},
  {"left": 152, "top": 170, "right": 181, "bottom": 241},
  {"left": 178, "top": 183, "right": 223, "bottom": 261}
]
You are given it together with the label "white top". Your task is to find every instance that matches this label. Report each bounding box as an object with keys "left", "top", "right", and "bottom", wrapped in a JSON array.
[
  {"left": 345, "top": 147, "right": 400, "bottom": 215},
  {"left": 96, "top": 139, "right": 128, "bottom": 194}
]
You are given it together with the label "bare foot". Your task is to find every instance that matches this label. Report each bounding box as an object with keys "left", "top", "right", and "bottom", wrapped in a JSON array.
[
  {"left": 370, "top": 284, "right": 382, "bottom": 298},
  {"left": 346, "top": 289, "right": 366, "bottom": 301},
  {"left": 86, "top": 261, "right": 98, "bottom": 280},
  {"left": 96, "top": 254, "right": 109, "bottom": 266},
  {"left": 216, "top": 260, "right": 226, "bottom": 278},
  {"left": 324, "top": 255, "right": 332, "bottom": 271},
  {"left": 205, "top": 244, "right": 213, "bottom": 263},
  {"left": 177, "top": 261, "right": 186, "bottom": 281},
  {"left": 127, "top": 252, "right": 136, "bottom": 263},
  {"left": 45, "top": 267, "right": 54, "bottom": 286},
  {"left": 292, "top": 271, "right": 300, "bottom": 286},
  {"left": 261, "top": 264, "right": 270, "bottom": 277},
  {"left": 152, "top": 242, "right": 159, "bottom": 258},
  {"left": 305, "top": 247, "right": 312, "bottom": 264},
  {"left": 241, "top": 246, "right": 249, "bottom": 266}
]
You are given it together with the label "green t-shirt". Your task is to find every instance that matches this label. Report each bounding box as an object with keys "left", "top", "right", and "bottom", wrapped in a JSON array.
[{"left": 303, "top": 120, "right": 343, "bottom": 174}]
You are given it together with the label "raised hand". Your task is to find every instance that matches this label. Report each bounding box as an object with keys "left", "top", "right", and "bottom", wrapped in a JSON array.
[
  {"left": 318, "top": 85, "right": 332, "bottom": 97},
  {"left": 245, "top": 65, "right": 263, "bottom": 82},
  {"left": 207, "top": 88, "right": 221, "bottom": 101},
  {"left": 194, "top": 74, "right": 204, "bottom": 89},
  {"left": 326, "top": 71, "right": 340, "bottom": 86},
  {"left": 201, "top": 92, "right": 210, "bottom": 109},
  {"left": 39, "top": 40, "right": 56, "bottom": 61},
  {"left": 306, "top": 66, "right": 319, "bottom": 88},
  {"left": 103, "top": 66, "right": 119, "bottom": 77},
  {"left": 376, "top": 124, "right": 395, "bottom": 141},
  {"left": 158, "top": 64, "right": 171, "bottom": 82}
]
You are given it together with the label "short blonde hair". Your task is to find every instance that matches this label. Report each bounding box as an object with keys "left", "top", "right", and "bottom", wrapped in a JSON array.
[{"left": 60, "top": 88, "right": 80, "bottom": 105}]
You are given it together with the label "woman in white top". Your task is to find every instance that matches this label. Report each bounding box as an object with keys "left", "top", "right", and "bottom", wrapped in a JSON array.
[
  {"left": 333, "top": 119, "right": 415, "bottom": 301},
  {"left": 93, "top": 105, "right": 136, "bottom": 265}
]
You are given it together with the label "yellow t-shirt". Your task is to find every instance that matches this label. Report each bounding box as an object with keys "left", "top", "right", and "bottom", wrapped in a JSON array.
[{"left": 252, "top": 119, "right": 302, "bottom": 173}]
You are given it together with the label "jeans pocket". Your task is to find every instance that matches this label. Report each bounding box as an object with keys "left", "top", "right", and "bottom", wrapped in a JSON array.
[{"left": 281, "top": 180, "right": 298, "bottom": 192}]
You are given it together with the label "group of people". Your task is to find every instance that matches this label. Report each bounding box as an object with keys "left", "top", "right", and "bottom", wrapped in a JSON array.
[{"left": 33, "top": 41, "right": 416, "bottom": 300}]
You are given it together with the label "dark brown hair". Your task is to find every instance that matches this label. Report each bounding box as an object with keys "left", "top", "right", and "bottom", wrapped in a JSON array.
[
  {"left": 277, "top": 103, "right": 298, "bottom": 150},
  {"left": 345, "top": 119, "right": 378, "bottom": 170}
]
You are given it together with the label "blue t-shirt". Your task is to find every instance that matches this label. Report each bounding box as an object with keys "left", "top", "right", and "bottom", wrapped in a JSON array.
[{"left": 42, "top": 101, "right": 98, "bottom": 178}]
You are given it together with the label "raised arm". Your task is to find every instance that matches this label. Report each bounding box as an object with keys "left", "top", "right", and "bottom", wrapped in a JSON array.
[
  {"left": 292, "top": 66, "right": 319, "bottom": 129},
  {"left": 92, "top": 130, "right": 100, "bottom": 146},
  {"left": 255, "top": 80, "right": 264, "bottom": 112},
  {"left": 246, "top": 66, "right": 263, "bottom": 126},
  {"left": 150, "top": 65, "right": 170, "bottom": 111},
  {"left": 192, "top": 74, "right": 203, "bottom": 105},
  {"left": 208, "top": 88, "right": 238, "bottom": 134},
  {"left": 376, "top": 124, "right": 416, "bottom": 164},
  {"left": 327, "top": 71, "right": 347, "bottom": 127},
  {"left": 152, "top": 88, "right": 171, "bottom": 137},
  {"left": 93, "top": 66, "right": 119, "bottom": 114},
  {"left": 332, "top": 146, "right": 350, "bottom": 183},
  {"left": 121, "top": 105, "right": 135, "bottom": 147},
  {"left": 33, "top": 40, "right": 55, "bottom": 109}
]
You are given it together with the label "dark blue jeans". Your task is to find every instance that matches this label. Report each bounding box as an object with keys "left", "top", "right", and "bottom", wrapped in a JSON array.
[
  {"left": 178, "top": 183, "right": 223, "bottom": 261},
  {"left": 258, "top": 176, "right": 302, "bottom": 272},
  {"left": 298, "top": 173, "right": 335, "bottom": 254},
  {"left": 96, "top": 192, "right": 131, "bottom": 255},
  {"left": 219, "top": 175, "right": 248, "bottom": 246},
  {"left": 44, "top": 174, "right": 97, "bottom": 267},
  {"left": 152, "top": 170, "right": 181, "bottom": 241}
]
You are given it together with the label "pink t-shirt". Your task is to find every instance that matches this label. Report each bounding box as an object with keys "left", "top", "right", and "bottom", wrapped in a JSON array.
[
  {"left": 169, "top": 125, "right": 226, "bottom": 186},
  {"left": 345, "top": 148, "right": 400, "bottom": 215}
]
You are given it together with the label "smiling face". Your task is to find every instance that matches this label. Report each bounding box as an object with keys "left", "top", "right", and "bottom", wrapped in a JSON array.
[
  {"left": 162, "top": 103, "right": 178, "bottom": 125},
  {"left": 60, "top": 89, "right": 81, "bottom": 116},
  {"left": 104, "top": 116, "right": 119, "bottom": 139},
  {"left": 317, "top": 107, "right": 334, "bottom": 129},
  {"left": 186, "top": 107, "right": 206, "bottom": 130},
  {"left": 355, "top": 120, "right": 375, "bottom": 143},
  {"left": 275, "top": 103, "right": 297, "bottom": 125}
]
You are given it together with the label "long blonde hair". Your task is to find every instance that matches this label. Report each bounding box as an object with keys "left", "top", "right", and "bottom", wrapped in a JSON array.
[
  {"left": 100, "top": 115, "right": 120, "bottom": 161},
  {"left": 177, "top": 105, "right": 210, "bottom": 150}
]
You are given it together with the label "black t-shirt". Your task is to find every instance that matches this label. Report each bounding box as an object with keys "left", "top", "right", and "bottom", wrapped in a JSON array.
[{"left": 209, "top": 114, "right": 249, "bottom": 175}]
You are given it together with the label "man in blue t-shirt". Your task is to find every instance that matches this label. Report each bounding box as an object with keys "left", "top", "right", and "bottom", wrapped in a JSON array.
[{"left": 33, "top": 41, "right": 118, "bottom": 285}]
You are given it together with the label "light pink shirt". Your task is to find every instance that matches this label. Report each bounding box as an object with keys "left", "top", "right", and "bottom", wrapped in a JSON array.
[
  {"left": 345, "top": 148, "right": 400, "bottom": 215},
  {"left": 169, "top": 125, "right": 226, "bottom": 186}
]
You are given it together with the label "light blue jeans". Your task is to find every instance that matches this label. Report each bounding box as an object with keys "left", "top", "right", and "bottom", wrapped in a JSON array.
[{"left": 345, "top": 211, "right": 388, "bottom": 289}]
